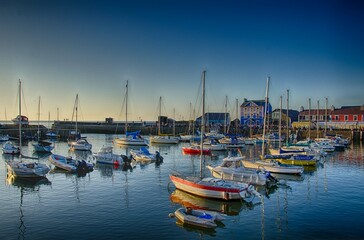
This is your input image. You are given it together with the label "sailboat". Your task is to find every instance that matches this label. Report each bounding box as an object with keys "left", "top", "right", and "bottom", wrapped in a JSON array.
[
  {"left": 6, "top": 79, "right": 50, "bottom": 178},
  {"left": 150, "top": 96, "right": 180, "bottom": 144},
  {"left": 68, "top": 94, "right": 92, "bottom": 151},
  {"left": 32, "top": 96, "right": 54, "bottom": 153},
  {"left": 179, "top": 106, "right": 202, "bottom": 143},
  {"left": 114, "top": 80, "right": 147, "bottom": 146},
  {"left": 170, "top": 71, "right": 262, "bottom": 201}
]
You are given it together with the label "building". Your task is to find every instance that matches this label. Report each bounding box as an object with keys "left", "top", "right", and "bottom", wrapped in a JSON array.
[
  {"left": 297, "top": 105, "right": 364, "bottom": 129},
  {"left": 270, "top": 109, "right": 299, "bottom": 128},
  {"left": 195, "top": 112, "right": 230, "bottom": 127},
  {"left": 240, "top": 99, "right": 272, "bottom": 127}
]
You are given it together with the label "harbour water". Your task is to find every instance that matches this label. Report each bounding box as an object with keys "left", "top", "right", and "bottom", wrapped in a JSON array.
[{"left": 1, "top": 134, "right": 364, "bottom": 240}]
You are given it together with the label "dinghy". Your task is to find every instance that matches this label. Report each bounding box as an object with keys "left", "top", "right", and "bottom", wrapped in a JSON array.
[
  {"left": 49, "top": 154, "right": 93, "bottom": 173},
  {"left": 173, "top": 207, "right": 225, "bottom": 229}
]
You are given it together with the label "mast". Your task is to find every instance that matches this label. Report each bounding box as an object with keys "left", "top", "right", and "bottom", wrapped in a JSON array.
[
  {"left": 200, "top": 70, "right": 206, "bottom": 179},
  {"left": 158, "top": 96, "right": 161, "bottom": 135},
  {"left": 75, "top": 94, "right": 78, "bottom": 136},
  {"left": 37, "top": 96, "right": 41, "bottom": 139},
  {"left": 286, "top": 89, "right": 289, "bottom": 145},
  {"left": 279, "top": 95, "right": 282, "bottom": 148},
  {"left": 325, "top": 97, "right": 328, "bottom": 136},
  {"left": 249, "top": 103, "right": 252, "bottom": 138},
  {"left": 224, "top": 95, "right": 227, "bottom": 135},
  {"left": 188, "top": 102, "right": 192, "bottom": 134},
  {"left": 125, "top": 80, "right": 128, "bottom": 134},
  {"left": 235, "top": 98, "right": 238, "bottom": 135},
  {"left": 308, "top": 98, "right": 311, "bottom": 140},
  {"left": 317, "top": 100, "right": 320, "bottom": 139},
  {"left": 261, "top": 77, "right": 269, "bottom": 157},
  {"left": 18, "top": 79, "right": 22, "bottom": 154},
  {"left": 173, "top": 108, "right": 176, "bottom": 137},
  {"left": 192, "top": 108, "right": 196, "bottom": 140}
]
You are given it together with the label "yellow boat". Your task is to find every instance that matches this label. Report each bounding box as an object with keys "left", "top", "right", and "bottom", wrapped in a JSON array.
[{"left": 275, "top": 158, "right": 316, "bottom": 166}]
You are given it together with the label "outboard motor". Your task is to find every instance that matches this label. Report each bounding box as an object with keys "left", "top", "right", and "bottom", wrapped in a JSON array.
[
  {"left": 76, "top": 160, "right": 88, "bottom": 172},
  {"left": 121, "top": 154, "right": 131, "bottom": 163},
  {"left": 155, "top": 151, "right": 163, "bottom": 163},
  {"left": 121, "top": 154, "right": 133, "bottom": 171},
  {"left": 264, "top": 171, "right": 278, "bottom": 183}
]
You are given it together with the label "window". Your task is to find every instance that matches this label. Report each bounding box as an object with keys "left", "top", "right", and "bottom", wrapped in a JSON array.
[
  {"left": 335, "top": 115, "right": 339, "bottom": 121},
  {"left": 354, "top": 115, "right": 358, "bottom": 121},
  {"left": 344, "top": 115, "right": 348, "bottom": 121}
]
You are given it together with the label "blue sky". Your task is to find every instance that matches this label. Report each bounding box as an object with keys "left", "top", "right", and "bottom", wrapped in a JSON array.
[{"left": 1, "top": 0, "right": 363, "bottom": 121}]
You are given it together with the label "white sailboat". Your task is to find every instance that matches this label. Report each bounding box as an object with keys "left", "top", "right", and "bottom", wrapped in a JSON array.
[
  {"left": 170, "top": 71, "right": 262, "bottom": 201},
  {"left": 68, "top": 94, "right": 92, "bottom": 151},
  {"left": 114, "top": 80, "right": 147, "bottom": 146},
  {"left": 150, "top": 96, "right": 180, "bottom": 144},
  {"left": 6, "top": 79, "right": 50, "bottom": 178},
  {"left": 32, "top": 96, "right": 54, "bottom": 153}
]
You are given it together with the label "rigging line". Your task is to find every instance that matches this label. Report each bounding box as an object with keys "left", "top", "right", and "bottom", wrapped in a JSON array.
[
  {"left": 21, "top": 83, "right": 30, "bottom": 117},
  {"left": 115, "top": 86, "right": 127, "bottom": 134}
]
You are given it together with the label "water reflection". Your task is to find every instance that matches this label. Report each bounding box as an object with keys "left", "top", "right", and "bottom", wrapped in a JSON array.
[
  {"left": 6, "top": 172, "right": 51, "bottom": 240},
  {"left": 175, "top": 220, "right": 217, "bottom": 237},
  {"left": 170, "top": 189, "right": 259, "bottom": 216},
  {"left": 32, "top": 151, "right": 52, "bottom": 160},
  {"left": 95, "top": 163, "right": 133, "bottom": 178},
  {"left": 70, "top": 149, "right": 93, "bottom": 161},
  {"left": 272, "top": 173, "right": 305, "bottom": 182}
]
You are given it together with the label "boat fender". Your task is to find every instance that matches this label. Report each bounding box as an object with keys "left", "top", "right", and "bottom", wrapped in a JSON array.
[{"left": 168, "top": 213, "right": 175, "bottom": 218}]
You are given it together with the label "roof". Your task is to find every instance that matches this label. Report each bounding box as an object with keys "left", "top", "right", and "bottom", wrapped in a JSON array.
[
  {"left": 241, "top": 99, "right": 266, "bottom": 107},
  {"left": 332, "top": 106, "right": 364, "bottom": 115},
  {"left": 299, "top": 105, "right": 364, "bottom": 115}
]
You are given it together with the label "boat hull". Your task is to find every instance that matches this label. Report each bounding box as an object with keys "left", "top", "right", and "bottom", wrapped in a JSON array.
[
  {"left": 207, "top": 166, "right": 268, "bottom": 186},
  {"left": 49, "top": 154, "right": 94, "bottom": 173},
  {"left": 182, "top": 147, "right": 211, "bottom": 155},
  {"left": 114, "top": 137, "right": 147, "bottom": 146},
  {"left": 170, "top": 175, "right": 241, "bottom": 200},
  {"left": 174, "top": 208, "right": 219, "bottom": 229},
  {"left": 170, "top": 174, "right": 261, "bottom": 201},
  {"left": 150, "top": 136, "right": 179, "bottom": 144},
  {"left": 242, "top": 160, "right": 304, "bottom": 175},
  {"left": 276, "top": 158, "right": 316, "bottom": 166},
  {"left": 7, "top": 162, "right": 50, "bottom": 178}
]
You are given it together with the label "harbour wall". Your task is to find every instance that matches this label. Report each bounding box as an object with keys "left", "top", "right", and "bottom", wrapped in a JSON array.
[{"left": 1, "top": 121, "right": 363, "bottom": 142}]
